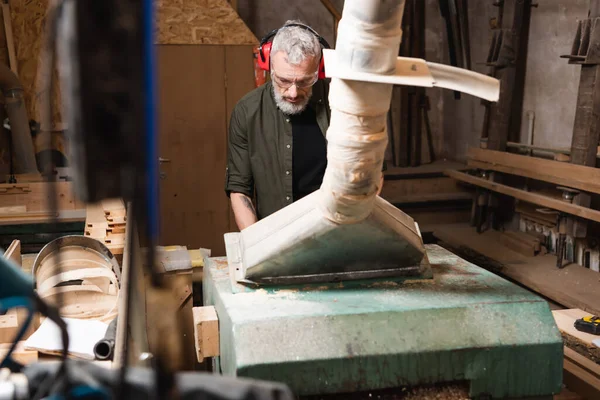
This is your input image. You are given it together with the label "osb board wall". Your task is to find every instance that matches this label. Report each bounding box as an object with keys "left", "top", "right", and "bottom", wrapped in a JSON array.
[
  {"left": 10, "top": 0, "right": 61, "bottom": 126},
  {"left": 9, "top": 0, "right": 256, "bottom": 129},
  {"left": 157, "top": 0, "right": 257, "bottom": 45}
]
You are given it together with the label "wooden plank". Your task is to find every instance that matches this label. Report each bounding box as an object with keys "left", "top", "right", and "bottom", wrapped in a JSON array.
[
  {"left": 564, "top": 347, "right": 600, "bottom": 379},
  {"left": 0, "top": 342, "right": 38, "bottom": 365},
  {"left": 158, "top": 45, "right": 254, "bottom": 255},
  {"left": 0, "top": 205, "right": 26, "bottom": 213},
  {"left": 4, "top": 239, "right": 21, "bottom": 266},
  {"left": 225, "top": 46, "right": 255, "bottom": 234},
  {"left": 498, "top": 231, "right": 537, "bottom": 257},
  {"left": 192, "top": 306, "right": 219, "bottom": 362},
  {"left": 516, "top": 202, "right": 558, "bottom": 226},
  {"left": 0, "top": 209, "right": 86, "bottom": 226},
  {"left": 563, "top": 359, "right": 600, "bottom": 400},
  {"left": 385, "top": 192, "right": 472, "bottom": 204},
  {"left": 434, "top": 224, "right": 600, "bottom": 317},
  {"left": 468, "top": 148, "right": 600, "bottom": 195},
  {"left": 380, "top": 177, "right": 470, "bottom": 204},
  {"left": 0, "top": 307, "right": 39, "bottom": 344},
  {"left": 553, "top": 309, "right": 600, "bottom": 362},
  {"left": 158, "top": 45, "right": 227, "bottom": 255},
  {"left": 504, "top": 231, "right": 541, "bottom": 251},
  {"left": 445, "top": 169, "right": 600, "bottom": 223},
  {"left": 0, "top": 182, "right": 83, "bottom": 211},
  {"left": 410, "top": 209, "right": 471, "bottom": 232},
  {"left": 385, "top": 160, "right": 467, "bottom": 179},
  {"left": 107, "top": 215, "right": 126, "bottom": 224}
]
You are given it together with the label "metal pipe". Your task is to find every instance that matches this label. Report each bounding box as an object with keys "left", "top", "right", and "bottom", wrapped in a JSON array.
[
  {"left": 94, "top": 317, "right": 118, "bottom": 361},
  {"left": 319, "top": 0, "right": 406, "bottom": 224},
  {"left": 0, "top": 63, "right": 37, "bottom": 174}
]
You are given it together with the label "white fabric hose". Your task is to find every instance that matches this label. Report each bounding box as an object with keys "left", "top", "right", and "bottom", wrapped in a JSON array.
[{"left": 319, "top": 0, "right": 406, "bottom": 224}]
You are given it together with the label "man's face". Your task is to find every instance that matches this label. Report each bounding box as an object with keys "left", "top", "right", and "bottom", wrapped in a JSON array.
[{"left": 271, "top": 51, "right": 319, "bottom": 115}]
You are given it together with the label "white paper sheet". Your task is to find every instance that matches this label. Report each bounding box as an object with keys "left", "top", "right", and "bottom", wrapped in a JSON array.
[{"left": 24, "top": 317, "right": 108, "bottom": 360}]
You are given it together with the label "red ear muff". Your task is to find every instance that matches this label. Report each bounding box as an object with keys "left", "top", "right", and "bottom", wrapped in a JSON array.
[
  {"left": 258, "top": 41, "right": 327, "bottom": 79},
  {"left": 318, "top": 58, "right": 326, "bottom": 80},
  {"left": 257, "top": 41, "right": 272, "bottom": 72}
]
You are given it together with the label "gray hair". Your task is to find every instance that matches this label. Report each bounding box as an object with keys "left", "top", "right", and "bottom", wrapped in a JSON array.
[{"left": 271, "top": 20, "right": 321, "bottom": 65}]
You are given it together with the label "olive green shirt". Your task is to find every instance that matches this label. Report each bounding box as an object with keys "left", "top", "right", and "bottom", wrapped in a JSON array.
[
  {"left": 225, "top": 80, "right": 386, "bottom": 220},
  {"left": 225, "top": 80, "right": 331, "bottom": 220}
]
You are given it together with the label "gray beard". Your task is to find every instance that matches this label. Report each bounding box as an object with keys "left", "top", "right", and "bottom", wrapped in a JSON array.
[{"left": 272, "top": 85, "right": 312, "bottom": 115}]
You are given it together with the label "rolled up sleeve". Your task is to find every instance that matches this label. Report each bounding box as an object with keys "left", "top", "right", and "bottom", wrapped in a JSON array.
[{"left": 225, "top": 104, "right": 254, "bottom": 198}]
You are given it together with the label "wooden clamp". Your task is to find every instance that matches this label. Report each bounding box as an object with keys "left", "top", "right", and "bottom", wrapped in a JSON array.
[{"left": 192, "top": 306, "right": 219, "bottom": 362}]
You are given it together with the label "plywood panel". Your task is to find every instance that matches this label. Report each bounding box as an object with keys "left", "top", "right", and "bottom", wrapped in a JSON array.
[
  {"left": 225, "top": 45, "right": 255, "bottom": 232},
  {"left": 156, "top": 0, "right": 257, "bottom": 45},
  {"left": 157, "top": 45, "right": 228, "bottom": 255},
  {"left": 10, "top": 0, "right": 256, "bottom": 132}
]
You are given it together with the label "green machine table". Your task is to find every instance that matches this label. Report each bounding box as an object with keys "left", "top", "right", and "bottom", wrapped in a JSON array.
[{"left": 203, "top": 244, "right": 563, "bottom": 399}]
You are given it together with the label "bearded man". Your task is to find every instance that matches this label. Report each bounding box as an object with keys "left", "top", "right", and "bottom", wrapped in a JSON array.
[
  {"left": 224, "top": 20, "right": 332, "bottom": 230},
  {"left": 225, "top": 20, "right": 384, "bottom": 230}
]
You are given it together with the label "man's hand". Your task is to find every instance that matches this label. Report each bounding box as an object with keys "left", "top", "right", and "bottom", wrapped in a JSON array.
[{"left": 231, "top": 193, "right": 258, "bottom": 230}]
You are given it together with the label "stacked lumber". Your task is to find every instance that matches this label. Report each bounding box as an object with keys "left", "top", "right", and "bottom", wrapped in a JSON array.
[
  {"left": 498, "top": 230, "right": 543, "bottom": 257},
  {"left": 553, "top": 309, "right": 600, "bottom": 362},
  {"left": 84, "top": 199, "right": 127, "bottom": 256},
  {"left": 552, "top": 309, "right": 600, "bottom": 398},
  {"left": 563, "top": 346, "right": 600, "bottom": 400}
]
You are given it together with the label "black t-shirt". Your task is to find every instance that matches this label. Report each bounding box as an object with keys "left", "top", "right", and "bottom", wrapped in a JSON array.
[{"left": 291, "top": 106, "right": 327, "bottom": 201}]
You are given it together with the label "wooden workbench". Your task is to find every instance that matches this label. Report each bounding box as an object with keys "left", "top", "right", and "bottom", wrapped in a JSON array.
[{"left": 434, "top": 223, "right": 600, "bottom": 316}]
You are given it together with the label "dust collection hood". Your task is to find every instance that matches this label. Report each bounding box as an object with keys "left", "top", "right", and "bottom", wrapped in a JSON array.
[{"left": 225, "top": 0, "right": 499, "bottom": 287}]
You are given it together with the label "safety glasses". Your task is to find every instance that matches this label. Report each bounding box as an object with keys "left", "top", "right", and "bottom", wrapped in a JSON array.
[{"left": 271, "top": 69, "right": 318, "bottom": 90}]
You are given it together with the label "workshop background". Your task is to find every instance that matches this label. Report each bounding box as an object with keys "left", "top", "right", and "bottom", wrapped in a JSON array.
[
  {"left": 0, "top": 0, "right": 593, "bottom": 253},
  {"left": 0, "top": 0, "right": 599, "bottom": 398}
]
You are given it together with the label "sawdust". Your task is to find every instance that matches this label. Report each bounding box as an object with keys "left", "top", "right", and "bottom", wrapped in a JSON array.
[
  {"left": 301, "top": 285, "right": 331, "bottom": 292},
  {"left": 275, "top": 289, "right": 300, "bottom": 294},
  {"left": 369, "top": 281, "right": 400, "bottom": 288},
  {"left": 402, "top": 385, "right": 469, "bottom": 400},
  {"left": 302, "top": 383, "right": 470, "bottom": 400},
  {"left": 402, "top": 278, "right": 435, "bottom": 285},
  {"left": 368, "top": 278, "right": 435, "bottom": 289}
]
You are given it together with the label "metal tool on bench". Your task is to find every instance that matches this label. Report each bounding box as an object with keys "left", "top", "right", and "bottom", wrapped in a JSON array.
[
  {"left": 574, "top": 315, "right": 600, "bottom": 335},
  {"left": 93, "top": 317, "right": 118, "bottom": 361}
]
